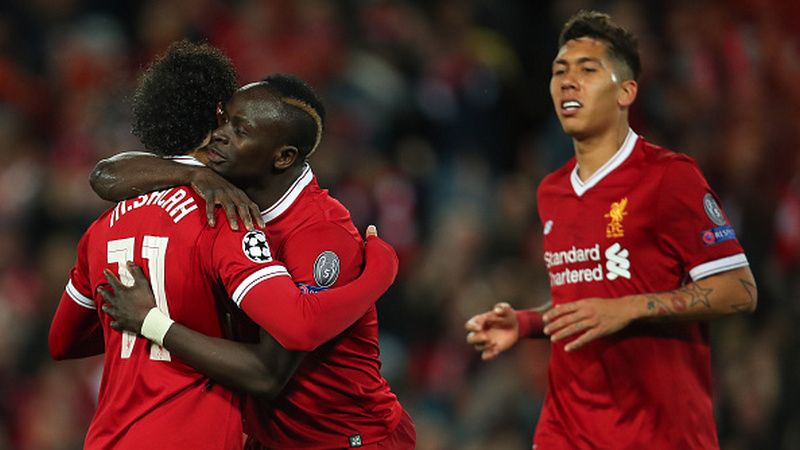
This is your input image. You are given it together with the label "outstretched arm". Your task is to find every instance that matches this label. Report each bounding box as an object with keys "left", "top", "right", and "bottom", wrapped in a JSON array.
[
  {"left": 543, "top": 266, "right": 757, "bottom": 351},
  {"left": 465, "top": 301, "right": 551, "bottom": 360},
  {"left": 89, "top": 151, "right": 263, "bottom": 230}
]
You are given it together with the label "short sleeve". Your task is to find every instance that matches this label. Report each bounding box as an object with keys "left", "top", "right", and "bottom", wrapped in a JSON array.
[
  {"left": 65, "top": 231, "right": 95, "bottom": 309},
  {"left": 281, "top": 221, "right": 363, "bottom": 287},
  {"left": 656, "top": 158, "right": 748, "bottom": 281},
  {"left": 208, "top": 227, "right": 291, "bottom": 307}
]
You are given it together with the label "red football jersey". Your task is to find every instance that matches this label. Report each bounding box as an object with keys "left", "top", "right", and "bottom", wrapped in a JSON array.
[
  {"left": 60, "top": 185, "right": 243, "bottom": 450},
  {"left": 533, "top": 129, "right": 748, "bottom": 450},
  {"left": 243, "top": 164, "right": 406, "bottom": 449}
]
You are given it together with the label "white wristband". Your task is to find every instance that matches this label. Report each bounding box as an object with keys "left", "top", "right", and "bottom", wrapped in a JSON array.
[{"left": 141, "top": 307, "right": 174, "bottom": 347}]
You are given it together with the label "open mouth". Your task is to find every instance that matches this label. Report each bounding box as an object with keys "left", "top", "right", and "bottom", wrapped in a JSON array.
[{"left": 561, "top": 100, "right": 582, "bottom": 110}]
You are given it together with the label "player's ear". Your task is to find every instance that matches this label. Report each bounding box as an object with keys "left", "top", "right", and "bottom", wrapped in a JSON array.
[
  {"left": 618, "top": 79, "right": 638, "bottom": 108},
  {"left": 274, "top": 145, "right": 299, "bottom": 170}
]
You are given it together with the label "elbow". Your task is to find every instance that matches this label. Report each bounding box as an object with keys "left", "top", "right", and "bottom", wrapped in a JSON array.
[
  {"left": 236, "top": 364, "right": 292, "bottom": 399},
  {"left": 245, "top": 377, "right": 286, "bottom": 400},
  {"left": 276, "top": 329, "right": 322, "bottom": 353},
  {"left": 277, "top": 337, "right": 317, "bottom": 353},
  {"left": 741, "top": 290, "right": 758, "bottom": 314},
  {"left": 48, "top": 334, "right": 69, "bottom": 361},
  {"left": 89, "top": 160, "right": 119, "bottom": 201},
  {"left": 734, "top": 275, "right": 758, "bottom": 314}
]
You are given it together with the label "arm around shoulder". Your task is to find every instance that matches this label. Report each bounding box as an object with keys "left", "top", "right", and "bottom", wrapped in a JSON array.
[{"left": 89, "top": 151, "right": 196, "bottom": 201}]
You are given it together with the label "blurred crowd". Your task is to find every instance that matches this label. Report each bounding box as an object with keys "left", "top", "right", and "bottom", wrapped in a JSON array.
[{"left": 1, "top": 0, "right": 798, "bottom": 449}]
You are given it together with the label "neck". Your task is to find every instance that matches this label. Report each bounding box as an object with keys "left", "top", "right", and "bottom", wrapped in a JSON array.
[
  {"left": 573, "top": 120, "right": 630, "bottom": 181},
  {"left": 244, "top": 164, "right": 305, "bottom": 211}
]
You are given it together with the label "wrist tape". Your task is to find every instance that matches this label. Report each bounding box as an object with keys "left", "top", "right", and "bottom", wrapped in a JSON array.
[{"left": 141, "top": 307, "right": 174, "bottom": 346}]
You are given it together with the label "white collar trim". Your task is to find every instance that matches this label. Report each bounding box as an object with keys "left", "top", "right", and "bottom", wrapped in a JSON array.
[
  {"left": 261, "top": 163, "right": 313, "bottom": 223},
  {"left": 570, "top": 128, "right": 638, "bottom": 197},
  {"left": 166, "top": 155, "right": 206, "bottom": 167}
]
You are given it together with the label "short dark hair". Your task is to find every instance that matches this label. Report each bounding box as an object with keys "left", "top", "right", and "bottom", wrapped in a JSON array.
[
  {"left": 261, "top": 74, "right": 325, "bottom": 161},
  {"left": 558, "top": 10, "right": 641, "bottom": 81},
  {"left": 131, "top": 40, "right": 238, "bottom": 156}
]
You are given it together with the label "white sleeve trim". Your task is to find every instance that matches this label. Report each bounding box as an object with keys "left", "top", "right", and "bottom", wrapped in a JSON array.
[
  {"left": 165, "top": 155, "right": 206, "bottom": 167},
  {"left": 231, "top": 265, "right": 290, "bottom": 307},
  {"left": 689, "top": 253, "right": 749, "bottom": 281},
  {"left": 66, "top": 279, "right": 95, "bottom": 310}
]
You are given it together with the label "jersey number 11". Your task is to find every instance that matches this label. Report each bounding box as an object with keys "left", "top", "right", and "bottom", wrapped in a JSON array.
[{"left": 107, "top": 236, "right": 172, "bottom": 361}]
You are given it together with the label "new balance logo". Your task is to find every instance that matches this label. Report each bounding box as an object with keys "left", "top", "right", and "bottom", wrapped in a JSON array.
[{"left": 605, "top": 242, "right": 631, "bottom": 280}]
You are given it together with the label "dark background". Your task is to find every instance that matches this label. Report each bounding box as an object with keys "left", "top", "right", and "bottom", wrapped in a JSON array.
[{"left": 1, "top": 0, "right": 798, "bottom": 448}]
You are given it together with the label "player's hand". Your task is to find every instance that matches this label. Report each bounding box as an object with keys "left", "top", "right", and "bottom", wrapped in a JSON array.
[
  {"left": 363, "top": 224, "right": 399, "bottom": 285},
  {"left": 465, "top": 302, "right": 520, "bottom": 360},
  {"left": 543, "top": 297, "right": 634, "bottom": 352},
  {"left": 365, "top": 224, "right": 378, "bottom": 239},
  {"left": 189, "top": 167, "right": 264, "bottom": 231},
  {"left": 98, "top": 262, "right": 158, "bottom": 334}
]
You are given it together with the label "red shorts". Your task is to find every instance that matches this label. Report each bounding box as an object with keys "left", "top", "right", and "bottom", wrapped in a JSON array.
[{"left": 243, "top": 409, "right": 415, "bottom": 450}]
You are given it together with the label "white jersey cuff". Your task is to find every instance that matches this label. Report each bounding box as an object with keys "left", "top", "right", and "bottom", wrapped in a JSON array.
[
  {"left": 66, "top": 279, "right": 95, "bottom": 309},
  {"left": 165, "top": 155, "right": 206, "bottom": 167},
  {"left": 689, "top": 253, "right": 749, "bottom": 281},
  {"left": 231, "top": 265, "right": 290, "bottom": 307}
]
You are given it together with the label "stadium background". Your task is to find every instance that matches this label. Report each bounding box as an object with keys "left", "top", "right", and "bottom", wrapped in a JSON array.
[{"left": 1, "top": 0, "right": 798, "bottom": 448}]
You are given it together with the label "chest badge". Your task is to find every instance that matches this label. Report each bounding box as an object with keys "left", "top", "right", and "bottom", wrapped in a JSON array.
[{"left": 604, "top": 197, "right": 628, "bottom": 238}]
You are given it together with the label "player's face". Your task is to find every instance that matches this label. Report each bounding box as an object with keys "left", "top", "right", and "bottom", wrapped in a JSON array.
[
  {"left": 550, "top": 38, "right": 628, "bottom": 140},
  {"left": 204, "top": 87, "right": 289, "bottom": 183}
]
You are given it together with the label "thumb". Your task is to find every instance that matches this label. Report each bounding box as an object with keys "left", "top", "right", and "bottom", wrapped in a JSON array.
[
  {"left": 365, "top": 224, "right": 378, "bottom": 239},
  {"left": 493, "top": 302, "right": 513, "bottom": 316}
]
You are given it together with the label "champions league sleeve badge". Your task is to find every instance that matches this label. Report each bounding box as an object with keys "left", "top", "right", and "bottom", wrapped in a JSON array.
[
  {"left": 313, "top": 251, "right": 340, "bottom": 287},
  {"left": 242, "top": 230, "right": 272, "bottom": 263},
  {"left": 703, "top": 193, "right": 727, "bottom": 226}
]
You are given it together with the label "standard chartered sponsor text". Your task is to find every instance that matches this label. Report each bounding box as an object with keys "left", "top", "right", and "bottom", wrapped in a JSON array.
[
  {"left": 549, "top": 265, "right": 605, "bottom": 286},
  {"left": 544, "top": 244, "right": 601, "bottom": 269},
  {"left": 545, "top": 243, "right": 632, "bottom": 286}
]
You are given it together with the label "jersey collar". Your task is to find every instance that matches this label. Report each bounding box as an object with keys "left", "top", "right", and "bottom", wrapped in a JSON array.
[
  {"left": 570, "top": 128, "right": 638, "bottom": 197},
  {"left": 260, "top": 163, "right": 314, "bottom": 223},
  {"left": 168, "top": 155, "right": 314, "bottom": 223}
]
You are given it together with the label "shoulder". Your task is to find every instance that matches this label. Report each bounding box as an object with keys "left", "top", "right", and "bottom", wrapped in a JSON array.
[
  {"left": 538, "top": 158, "right": 576, "bottom": 196},
  {"left": 289, "top": 186, "right": 360, "bottom": 241},
  {"left": 285, "top": 212, "right": 361, "bottom": 253},
  {"left": 282, "top": 194, "right": 363, "bottom": 285},
  {"left": 638, "top": 138, "right": 700, "bottom": 174}
]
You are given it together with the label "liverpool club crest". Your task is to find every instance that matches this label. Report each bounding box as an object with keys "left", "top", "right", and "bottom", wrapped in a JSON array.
[{"left": 604, "top": 197, "right": 628, "bottom": 238}]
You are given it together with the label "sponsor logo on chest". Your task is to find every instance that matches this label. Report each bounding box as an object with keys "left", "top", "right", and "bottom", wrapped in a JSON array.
[
  {"left": 542, "top": 197, "right": 632, "bottom": 287},
  {"left": 543, "top": 242, "right": 631, "bottom": 287}
]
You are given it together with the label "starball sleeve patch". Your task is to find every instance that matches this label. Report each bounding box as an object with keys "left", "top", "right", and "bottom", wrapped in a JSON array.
[
  {"left": 313, "top": 251, "right": 340, "bottom": 287},
  {"left": 703, "top": 193, "right": 727, "bottom": 226},
  {"left": 242, "top": 230, "right": 273, "bottom": 263}
]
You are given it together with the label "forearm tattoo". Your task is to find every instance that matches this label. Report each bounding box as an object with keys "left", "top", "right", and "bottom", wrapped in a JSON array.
[
  {"left": 730, "top": 278, "right": 757, "bottom": 312},
  {"left": 645, "top": 282, "right": 714, "bottom": 317}
]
